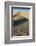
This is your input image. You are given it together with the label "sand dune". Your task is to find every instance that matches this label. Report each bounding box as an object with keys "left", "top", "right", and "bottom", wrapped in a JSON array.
[
  {"left": 13, "top": 12, "right": 29, "bottom": 20},
  {"left": 12, "top": 12, "right": 29, "bottom": 36}
]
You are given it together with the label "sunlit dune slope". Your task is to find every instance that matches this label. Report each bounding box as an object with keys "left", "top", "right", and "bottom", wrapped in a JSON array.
[{"left": 13, "top": 12, "right": 29, "bottom": 20}]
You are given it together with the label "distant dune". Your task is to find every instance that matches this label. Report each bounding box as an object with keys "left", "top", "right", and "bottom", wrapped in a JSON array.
[{"left": 13, "top": 12, "right": 29, "bottom": 20}]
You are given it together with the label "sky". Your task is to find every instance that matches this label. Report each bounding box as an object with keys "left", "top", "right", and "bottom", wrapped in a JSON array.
[{"left": 12, "top": 8, "right": 31, "bottom": 16}]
